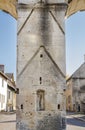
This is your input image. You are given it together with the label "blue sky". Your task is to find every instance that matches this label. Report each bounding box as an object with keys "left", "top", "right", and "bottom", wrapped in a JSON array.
[
  {"left": 0, "top": 11, "right": 17, "bottom": 79},
  {"left": 0, "top": 10, "right": 85, "bottom": 79},
  {"left": 66, "top": 11, "right": 85, "bottom": 75}
]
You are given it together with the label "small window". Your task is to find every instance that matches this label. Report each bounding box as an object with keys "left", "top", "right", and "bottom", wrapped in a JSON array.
[
  {"left": 2, "top": 95, "right": 5, "bottom": 103},
  {"left": 2, "top": 79, "right": 4, "bottom": 87},
  {"left": 21, "top": 104, "right": 23, "bottom": 109},
  {"left": 1, "top": 102, "right": 3, "bottom": 108},
  {"left": 40, "top": 54, "right": 43, "bottom": 58},
  {"left": 8, "top": 91, "right": 11, "bottom": 99},
  {"left": 39, "top": 77, "right": 42, "bottom": 84},
  {"left": 0, "top": 94, "right": 1, "bottom": 102},
  {"left": 37, "top": 90, "right": 45, "bottom": 111},
  {"left": 16, "top": 88, "right": 19, "bottom": 94},
  {"left": 58, "top": 104, "right": 60, "bottom": 110}
]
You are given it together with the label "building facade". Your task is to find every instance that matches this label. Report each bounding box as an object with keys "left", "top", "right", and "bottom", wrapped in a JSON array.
[
  {"left": 66, "top": 63, "right": 85, "bottom": 113},
  {"left": 0, "top": 65, "right": 16, "bottom": 112},
  {"left": 17, "top": 0, "right": 67, "bottom": 130}
]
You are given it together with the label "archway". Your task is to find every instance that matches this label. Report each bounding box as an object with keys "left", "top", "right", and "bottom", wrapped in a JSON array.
[
  {"left": 0, "top": 10, "right": 17, "bottom": 79},
  {"left": 66, "top": 11, "right": 85, "bottom": 76}
]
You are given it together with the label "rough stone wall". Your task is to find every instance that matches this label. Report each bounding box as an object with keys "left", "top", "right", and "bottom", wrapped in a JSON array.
[
  {"left": 66, "top": 79, "right": 73, "bottom": 111},
  {"left": 17, "top": 1, "right": 67, "bottom": 130},
  {"left": 72, "top": 78, "right": 85, "bottom": 112},
  {"left": 66, "top": 63, "right": 85, "bottom": 112},
  {"left": 66, "top": 78, "right": 85, "bottom": 112}
]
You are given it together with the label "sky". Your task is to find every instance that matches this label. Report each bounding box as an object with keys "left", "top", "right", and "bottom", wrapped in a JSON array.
[
  {"left": 65, "top": 11, "right": 85, "bottom": 76},
  {"left": 0, "top": 10, "right": 85, "bottom": 80},
  {"left": 0, "top": 11, "right": 17, "bottom": 79}
]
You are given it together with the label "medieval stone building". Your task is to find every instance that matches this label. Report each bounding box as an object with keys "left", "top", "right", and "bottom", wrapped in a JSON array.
[
  {"left": 16, "top": 0, "right": 67, "bottom": 130},
  {"left": 66, "top": 62, "right": 85, "bottom": 113}
]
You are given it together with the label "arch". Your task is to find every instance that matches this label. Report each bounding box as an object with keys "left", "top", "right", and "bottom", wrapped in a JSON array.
[
  {"left": 66, "top": 0, "right": 85, "bottom": 18},
  {"left": 0, "top": 0, "right": 17, "bottom": 19}
]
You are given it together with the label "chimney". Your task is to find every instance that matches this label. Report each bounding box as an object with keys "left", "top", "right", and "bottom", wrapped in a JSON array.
[{"left": 0, "top": 65, "right": 4, "bottom": 73}]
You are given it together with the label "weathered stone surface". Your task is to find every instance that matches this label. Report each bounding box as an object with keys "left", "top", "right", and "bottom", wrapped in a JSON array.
[
  {"left": 18, "top": 0, "right": 67, "bottom": 4},
  {"left": 66, "top": 63, "right": 85, "bottom": 112},
  {"left": 17, "top": 1, "right": 67, "bottom": 130}
]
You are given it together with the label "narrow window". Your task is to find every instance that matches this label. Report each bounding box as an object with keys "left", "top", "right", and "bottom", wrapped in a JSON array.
[
  {"left": 1, "top": 102, "right": 3, "bottom": 108},
  {"left": 0, "top": 94, "right": 1, "bottom": 102},
  {"left": 37, "top": 90, "right": 45, "bottom": 111},
  {"left": 58, "top": 104, "right": 60, "bottom": 110},
  {"left": 2, "top": 79, "right": 4, "bottom": 87},
  {"left": 8, "top": 91, "right": 11, "bottom": 99},
  {"left": 16, "top": 88, "right": 19, "bottom": 94},
  {"left": 21, "top": 104, "right": 23, "bottom": 109},
  {"left": 39, "top": 77, "right": 42, "bottom": 84},
  {"left": 40, "top": 54, "right": 43, "bottom": 58}
]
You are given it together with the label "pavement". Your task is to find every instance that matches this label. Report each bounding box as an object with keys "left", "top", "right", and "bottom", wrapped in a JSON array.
[
  {"left": 67, "top": 112, "right": 85, "bottom": 130},
  {"left": 0, "top": 112, "right": 16, "bottom": 130},
  {"left": 0, "top": 111, "right": 85, "bottom": 130},
  {"left": 67, "top": 112, "right": 85, "bottom": 122}
]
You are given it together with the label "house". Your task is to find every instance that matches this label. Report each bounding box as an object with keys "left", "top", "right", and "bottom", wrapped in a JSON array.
[
  {"left": 0, "top": 65, "right": 16, "bottom": 112},
  {"left": 66, "top": 62, "right": 85, "bottom": 113}
]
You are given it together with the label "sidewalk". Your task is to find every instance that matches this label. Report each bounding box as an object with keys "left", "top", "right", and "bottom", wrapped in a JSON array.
[
  {"left": 0, "top": 113, "right": 16, "bottom": 130},
  {"left": 0, "top": 112, "right": 16, "bottom": 122}
]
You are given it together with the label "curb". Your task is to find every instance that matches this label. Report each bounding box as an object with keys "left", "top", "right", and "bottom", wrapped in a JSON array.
[
  {"left": 0, "top": 111, "right": 16, "bottom": 115},
  {"left": 0, "top": 120, "right": 16, "bottom": 123}
]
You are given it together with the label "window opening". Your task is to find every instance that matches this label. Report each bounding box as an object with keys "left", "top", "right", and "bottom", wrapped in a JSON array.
[
  {"left": 37, "top": 90, "right": 45, "bottom": 111},
  {"left": 40, "top": 54, "right": 43, "bottom": 58},
  {"left": 39, "top": 77, "right": 42, "bottom": 84},
  {"left": 58, "top": 104, "right": 60, "bottom": 109},
  {"left": 21, "top": 104, "right": 23, "bottom": 109}
]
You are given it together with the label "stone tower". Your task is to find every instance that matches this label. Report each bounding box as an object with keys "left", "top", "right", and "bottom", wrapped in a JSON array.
[{"left": 17, "top": 0, "right": 67, "bottom": 130}]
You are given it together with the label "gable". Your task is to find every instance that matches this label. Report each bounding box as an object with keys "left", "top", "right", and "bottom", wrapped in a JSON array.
[
  {"left": 18, "top": 46, "right": 65, "bottom": 86},
  {"left": 18, "top": 6, "right": 66, "bottom": 75},
  {"left": 72, "top": 63, "right": 85, "bottom": 78}
]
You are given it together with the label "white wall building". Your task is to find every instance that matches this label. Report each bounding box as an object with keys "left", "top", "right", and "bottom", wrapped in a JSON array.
[
  {"left": 0, "top": 72, "right": 7, "bottom": 111},
  {"left": 0, "top": 65, "right": 16, "bottom": 112}
]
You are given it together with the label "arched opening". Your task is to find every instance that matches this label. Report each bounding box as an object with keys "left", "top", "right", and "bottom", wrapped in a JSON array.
[
  {"left": 65, "top": 11, "right": 85, "bottom": 76},
  {"left": 65, "top": 11, "right": 85, "bottom": 113},
  {"left": 37, "top": 90, "right": 45, "bottom": 111}
]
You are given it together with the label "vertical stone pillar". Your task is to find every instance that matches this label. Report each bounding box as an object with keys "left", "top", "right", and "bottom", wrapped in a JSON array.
[{"left": 17, "top": 0, "right": 67, "bottom": 130}]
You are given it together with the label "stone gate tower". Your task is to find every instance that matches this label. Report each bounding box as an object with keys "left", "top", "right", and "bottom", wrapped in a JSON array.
[{"left": 17, "top": 0, "right": 67, "bottom": 130}]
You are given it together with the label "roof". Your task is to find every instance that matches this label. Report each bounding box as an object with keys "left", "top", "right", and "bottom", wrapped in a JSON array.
[
  {"left": 5, "top": 73, "right": 14, "bottom": 81},
  {"left": 67, "top": 62, "right": 85, "bottom": 81},
  {"left": 0, "top": 71, "right": 16, "bottom": 91}
]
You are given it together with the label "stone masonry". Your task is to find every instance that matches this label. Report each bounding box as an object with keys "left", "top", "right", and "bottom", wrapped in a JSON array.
[
  {"left": 66, "top": 62, "right": 85, "bottom": 112},
  {"left": 16, "top": 0, "right": 67, "bottom": 130}
]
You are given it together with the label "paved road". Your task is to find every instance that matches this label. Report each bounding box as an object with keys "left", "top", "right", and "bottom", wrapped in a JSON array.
[
  {"left": 67, "top": 115, "right": 85, "bottom": 130},
  {"left": 0, "top": 113, "right": 85, "bottom": 130},
  {"left": 0, "top": 113, "right": 16, "bottom": 130}
]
